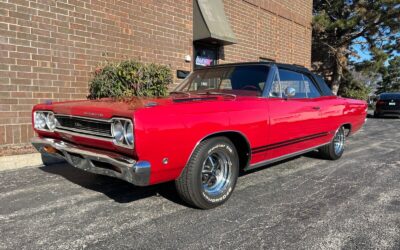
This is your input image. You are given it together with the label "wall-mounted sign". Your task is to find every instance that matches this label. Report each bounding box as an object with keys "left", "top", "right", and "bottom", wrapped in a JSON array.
[{"left": 195, "top": 56, "right": 214, "bottom": 67}]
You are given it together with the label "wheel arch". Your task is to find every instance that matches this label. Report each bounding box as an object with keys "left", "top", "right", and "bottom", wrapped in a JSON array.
[
  {"left": 341, "top": 123, "right": 352, "bottom": 136},
  {"left": 186, "top": 131, "right": 251, "bottom": 171}
]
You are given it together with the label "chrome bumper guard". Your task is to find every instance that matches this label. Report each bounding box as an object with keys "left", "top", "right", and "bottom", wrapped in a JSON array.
[{"left": 31, "top": 137, "right": 150, "bottom": 186}]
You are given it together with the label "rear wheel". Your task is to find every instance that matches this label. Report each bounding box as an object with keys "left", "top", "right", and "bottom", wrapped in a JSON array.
[
  {"left": 318, "top": 126, "right": 346, "bottom": 160},
  {"left": 175, "top": 137, "right": 239, "bottom": 209}
]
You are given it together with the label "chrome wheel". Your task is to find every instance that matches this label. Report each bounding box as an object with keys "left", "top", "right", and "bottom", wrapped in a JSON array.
[
  {"left": 333, "top": 128, "right": 345, "bottom": 155},
  {"left": 201, "top": 151, "right": 232, "bottom": 197}
]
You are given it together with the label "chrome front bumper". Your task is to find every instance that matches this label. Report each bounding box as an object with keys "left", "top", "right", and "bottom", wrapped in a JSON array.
[{"left": 31, "top": 137, "right": 150, "bottom": 186}]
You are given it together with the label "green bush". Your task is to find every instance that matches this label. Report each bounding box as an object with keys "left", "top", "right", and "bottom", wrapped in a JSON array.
[
  {"left": 339, "top": 86, "right": 371, "bottom": 101},
  {"left": 88, "top": 60, "right": 173, "bottom": 99},
  {"left": 337, "top": 71, "right": 371, "bottom": 101}
]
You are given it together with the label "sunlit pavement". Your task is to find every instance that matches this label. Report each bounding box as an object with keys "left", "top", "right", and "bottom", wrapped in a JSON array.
[{"left": 1, "top": 116, "right": 399, "bottom": 249}]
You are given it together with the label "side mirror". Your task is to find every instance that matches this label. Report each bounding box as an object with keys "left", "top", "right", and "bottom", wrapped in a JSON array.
[{"left": 284, "top": 87, "right": 296, "bottom": 98}]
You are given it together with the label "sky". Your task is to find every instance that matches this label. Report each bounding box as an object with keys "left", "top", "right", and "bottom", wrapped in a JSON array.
[{"left": 350, "top": 35, "right": 400, "bottom": 64}]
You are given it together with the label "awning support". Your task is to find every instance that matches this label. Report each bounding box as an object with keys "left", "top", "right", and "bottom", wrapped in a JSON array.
[{"left": 193, "top": 0, "right": 237, "bottom": 45}]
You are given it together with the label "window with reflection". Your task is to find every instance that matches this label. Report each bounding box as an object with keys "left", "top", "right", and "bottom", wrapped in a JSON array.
[{"left": 175, "top": 65, "right": 269, "bottom": 96}]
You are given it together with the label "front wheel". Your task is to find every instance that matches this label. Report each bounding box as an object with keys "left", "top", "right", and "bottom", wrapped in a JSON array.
[
  {"left": 318, "top": 126, "right": 346, "bottom": 160},
  {"left": 175, "top": 137, "right": 239, "bottom": 209}
]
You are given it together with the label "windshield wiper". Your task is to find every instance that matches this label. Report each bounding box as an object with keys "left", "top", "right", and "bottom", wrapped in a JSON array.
[
  {"left": 170, "top": 91, "right": 190, "bottom": 97},
  {"left": 197, "top": 91, "right": 236, "bottom": 98}
]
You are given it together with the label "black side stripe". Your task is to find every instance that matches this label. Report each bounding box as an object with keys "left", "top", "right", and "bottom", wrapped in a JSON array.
[{"left": 251, "top": 132, "right": 330, "bottom": 154}]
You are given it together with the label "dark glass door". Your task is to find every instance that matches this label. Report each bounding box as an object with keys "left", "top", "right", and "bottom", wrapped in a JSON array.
[{"left": 194, "top": 43, "right": 219, "bottom": 69}]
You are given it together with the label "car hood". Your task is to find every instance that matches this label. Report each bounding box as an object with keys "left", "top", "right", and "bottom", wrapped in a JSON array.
[
  {"left": 50, "top": 97, "right": 163, "bottom": 119},
  {"left": 49, "top": 94, "right": 236, "bottom": 119}
]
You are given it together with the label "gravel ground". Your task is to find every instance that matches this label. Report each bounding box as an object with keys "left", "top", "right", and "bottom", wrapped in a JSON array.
[{"left": 0, "top": 117, "right": 399, "bottom": 250}]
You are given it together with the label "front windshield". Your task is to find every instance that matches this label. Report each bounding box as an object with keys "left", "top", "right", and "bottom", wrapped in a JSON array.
[{"left": 175, "top": 65, "right": 269, "bottom": 96}]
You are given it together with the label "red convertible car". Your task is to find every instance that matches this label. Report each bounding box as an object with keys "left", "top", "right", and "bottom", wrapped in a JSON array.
[{"left": 31, "top": 62, "right": 367, "bottom": 209}]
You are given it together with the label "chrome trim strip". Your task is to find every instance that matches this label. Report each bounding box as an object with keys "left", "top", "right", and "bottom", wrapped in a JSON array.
[
  {"left": 56, "top": 126, "right": 113, "bottom": 138},
  {"left": 245, "top": 142, "right": 330, "bottom": 171},
  {"left": 55, "top": 129, "right": 114, "bottom": 142},
  {"left": 54, "top": 114, "right": 114, "bottom": 123},
  {"left": 31, "top": 137, "right": 150, "bottom": 186}
]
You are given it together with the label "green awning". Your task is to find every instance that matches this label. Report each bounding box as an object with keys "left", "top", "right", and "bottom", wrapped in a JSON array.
[{"left": 193, "top": 0, "right": 237, "bottom": 45}]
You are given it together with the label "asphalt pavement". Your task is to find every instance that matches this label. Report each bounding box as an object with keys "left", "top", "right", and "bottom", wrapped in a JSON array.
[{"left": 0, "top": 116, "right": 399, "bottom": 249}]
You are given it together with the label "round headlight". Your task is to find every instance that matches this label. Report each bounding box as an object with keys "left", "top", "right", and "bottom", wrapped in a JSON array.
[
  {"left": 46, "top": 113, "right": 57, "bottom": 131},
  {"left": 124, "top": 122, "right": 134, "bottom": 146},
  {"left": 113, "top": 120, "right": 124, "bottom": 143},
  {"left": 35, "top": 112, "right": 46, "bottom": 130}
]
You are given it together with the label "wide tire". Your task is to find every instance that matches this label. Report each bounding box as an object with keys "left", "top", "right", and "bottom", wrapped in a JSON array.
[
  {"left": 175, "top": 137, "right": 239, "bottom": 209},
  {"left": 318, "top": 126, "right": 346, "bottom": 160}
]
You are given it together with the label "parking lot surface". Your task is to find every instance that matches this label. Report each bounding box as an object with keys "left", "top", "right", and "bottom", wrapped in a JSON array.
[{"left": 0, "top": 117, "right": 399, "bottom": 249}]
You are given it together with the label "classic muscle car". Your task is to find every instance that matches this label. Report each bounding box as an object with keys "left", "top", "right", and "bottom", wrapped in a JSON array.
[{"left": 31, "top": 62, "right": 367, "bottom": 209}]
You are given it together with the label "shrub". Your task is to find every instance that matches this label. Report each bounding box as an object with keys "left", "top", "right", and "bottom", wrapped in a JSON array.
[
  {"left": 88, "top": 60, "right": 173, "bottom": 99},
  {"left": 338, "top": 71, "right": 372, "bottom": 101},
  {"left": 339, "top": 86, "right": 371, "bottom": 101}
]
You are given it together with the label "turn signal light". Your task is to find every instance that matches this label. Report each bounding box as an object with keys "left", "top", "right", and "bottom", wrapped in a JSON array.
[{"left": 43, "top": 145, "right": 57, "bottom": 154}]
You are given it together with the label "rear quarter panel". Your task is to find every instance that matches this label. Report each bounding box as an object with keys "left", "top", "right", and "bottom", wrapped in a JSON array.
[
  {"left": 342, "top": 98, "right": 368, "bottom": 134},
  {"left": 319, "top": 96, "right": 367, "bottom": 135}
]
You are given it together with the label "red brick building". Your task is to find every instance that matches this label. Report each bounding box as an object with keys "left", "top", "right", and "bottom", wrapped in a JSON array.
[{"left": 0, "top": 0, "right": 312, "bottom": 155}]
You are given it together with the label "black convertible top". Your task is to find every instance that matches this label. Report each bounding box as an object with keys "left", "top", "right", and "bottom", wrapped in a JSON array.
[{"left": 312, "top": 74, "right": 334, "bottom": 96}]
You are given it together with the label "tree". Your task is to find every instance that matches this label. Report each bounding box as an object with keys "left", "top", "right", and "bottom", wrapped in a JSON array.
[
  {"left": 312, "top": 0, "right": 400, "bottom": 95},
  {"left": 376, "top": 56, "right": 400, "bottom": 94}
]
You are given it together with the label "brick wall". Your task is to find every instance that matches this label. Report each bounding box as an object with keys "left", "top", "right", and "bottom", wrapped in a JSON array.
[
  {"left": 222, "top": 0, "right": 312, "bottom": 67},
  {"left": 0, "top": 0, "right": 311, "bottom": 155},
  {"left": 0, "top": 0, "right": 193, "bottom": 155}
]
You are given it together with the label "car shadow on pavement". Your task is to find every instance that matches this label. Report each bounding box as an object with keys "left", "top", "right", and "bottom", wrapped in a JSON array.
[
  {"left": 38, "top": 150, "right": 331, "bottom": 207},
  {"left": 39, "top": 162, "right": 188, "bottom": 206},
  {"left": 367, "top": 113, "right": 400, "bottom": 119}
]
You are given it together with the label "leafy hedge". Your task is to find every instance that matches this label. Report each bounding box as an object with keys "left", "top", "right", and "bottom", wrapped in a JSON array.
[{"left": 88, "top": 60, "right": 173, "bottom": 99}]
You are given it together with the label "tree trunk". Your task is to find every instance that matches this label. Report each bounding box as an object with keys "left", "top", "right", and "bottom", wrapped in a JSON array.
[
  {"left": 331, "top": 67, "right": 341, "bottom": 95},
  {"left": 331, "top": 47, "right": 348, "bottom": 95}
]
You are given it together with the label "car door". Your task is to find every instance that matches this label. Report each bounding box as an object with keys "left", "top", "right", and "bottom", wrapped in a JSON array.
[
  {"left": 301, "top": 73, "right": 341, "bottom": 135},
  {"left": 265, "top": 68, "right": 324, "bottom": 160}
]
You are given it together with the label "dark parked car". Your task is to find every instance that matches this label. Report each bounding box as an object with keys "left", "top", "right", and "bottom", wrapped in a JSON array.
[{"left": 374, "top": 93, "right": 400, "bottom": 118}]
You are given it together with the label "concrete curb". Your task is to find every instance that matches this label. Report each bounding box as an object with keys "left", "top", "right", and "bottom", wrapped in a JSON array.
[{"left": 0, "top": 153, "right": 43, "bottom": 172}]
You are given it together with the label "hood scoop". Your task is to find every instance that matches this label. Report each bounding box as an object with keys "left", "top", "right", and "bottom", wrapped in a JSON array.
[
  {"left": 144, "top": 101, "right": 159, "bottom": 107},
  {"left": 172, "top": 97, "right": 218, "bottom": 103}
]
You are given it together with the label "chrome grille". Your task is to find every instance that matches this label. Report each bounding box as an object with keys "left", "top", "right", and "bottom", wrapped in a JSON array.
[{"left": 55, "top": 115, "right": 112, "bottom": 138}]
